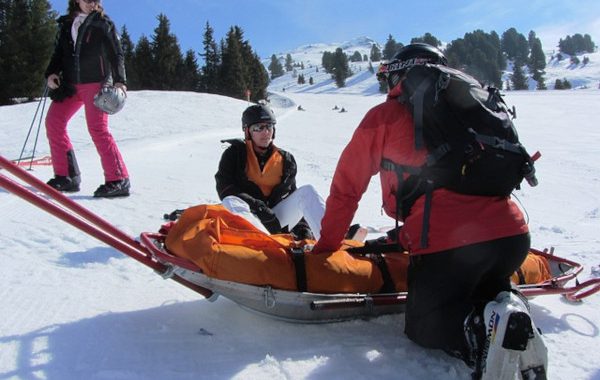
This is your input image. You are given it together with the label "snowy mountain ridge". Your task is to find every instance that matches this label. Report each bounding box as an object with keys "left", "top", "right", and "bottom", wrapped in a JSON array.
[{"left": 266, "top": 36, "right": 600, "bottom": 94}]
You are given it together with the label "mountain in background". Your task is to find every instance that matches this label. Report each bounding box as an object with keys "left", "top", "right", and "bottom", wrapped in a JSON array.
[{"left": 266, "top": 36, "right": 600, "bottom": 95}]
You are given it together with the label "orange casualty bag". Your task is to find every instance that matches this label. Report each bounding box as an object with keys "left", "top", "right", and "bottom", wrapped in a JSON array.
[
  {"left": 165, "top": 204, "right": 550, "bottom": 294},
  {"left": 164, "top": 204, "right": 397, "bottom": 293},
  {"left": 511, "top": 251, "right": 552, "bottom": 285}
]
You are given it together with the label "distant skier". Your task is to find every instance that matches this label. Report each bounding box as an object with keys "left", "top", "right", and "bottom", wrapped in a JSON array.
[
  {"left": 339, "top": 107, "right": 347, "bottom": 113},
  {"left": 332, "top": 105, "right": 339, "bottom": 110},
  {"left": 297, "top": 105, "right": 305, "bottom": 111}
]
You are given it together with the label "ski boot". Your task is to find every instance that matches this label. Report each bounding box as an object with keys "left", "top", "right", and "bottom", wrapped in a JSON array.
[
  {"left": 93, "top": 178, "right": 130, "bottom": 198},
  {"left": 47, "top": 149, "right": 81, "bottom": 192},
  {"left": 468, "top": 290, "right": 548, "bottom": 380}
]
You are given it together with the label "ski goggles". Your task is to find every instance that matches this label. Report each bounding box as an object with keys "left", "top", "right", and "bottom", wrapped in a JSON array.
[
  {"left": 82, "top": 0, "right": 98, "bottom": 3},
  {"left": 249, "top": 123, "right": 274, "bottom": 133}
]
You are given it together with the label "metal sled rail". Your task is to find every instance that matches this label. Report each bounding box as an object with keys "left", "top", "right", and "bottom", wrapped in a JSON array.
[{"left": 0, "top": 155, "right": 213, "bottom": 298}]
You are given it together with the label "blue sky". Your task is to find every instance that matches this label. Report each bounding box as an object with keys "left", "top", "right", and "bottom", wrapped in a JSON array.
[{"left": 49, "top": 0, "right": 600, "bottom": 59}]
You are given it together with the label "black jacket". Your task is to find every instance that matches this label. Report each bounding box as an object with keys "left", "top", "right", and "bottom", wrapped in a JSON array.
[
  {"left": 216, "top": 139, "right": 297, "bottom": 208},
  {"left": 216, "top": 139, "right": 304, "bottom": 234},
  {"left": 45, "top": 12, "right": 126, "bottom": 85}
]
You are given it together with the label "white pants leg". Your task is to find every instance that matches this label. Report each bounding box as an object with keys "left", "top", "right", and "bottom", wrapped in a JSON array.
[
  {"left": 272, "top": 185, "right": 325, "bottom": 239},
  {"left": 221, "top": 196, "right": 269, "bottom": 234}
]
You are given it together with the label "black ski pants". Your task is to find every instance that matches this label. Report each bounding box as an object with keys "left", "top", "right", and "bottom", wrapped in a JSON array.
[{"left": 404, "top": 233, "right": 530, "bottom": 360}]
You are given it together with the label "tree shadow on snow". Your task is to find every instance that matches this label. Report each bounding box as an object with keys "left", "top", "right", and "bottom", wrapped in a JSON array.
[{"left": 0, "top": 297, "right": 470, "bottom": 380}]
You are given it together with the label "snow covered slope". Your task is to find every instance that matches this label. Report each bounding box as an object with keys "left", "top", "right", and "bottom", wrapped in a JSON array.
[{"left": 1, "top": 86, "right": 599, "bottom": 379}]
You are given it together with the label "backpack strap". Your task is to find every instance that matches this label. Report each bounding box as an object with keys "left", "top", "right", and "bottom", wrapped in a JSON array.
[
  {"left": 381, "top": 158, "right": 436, "bottom": 250},
  {"left": 404, "top": 79, "right": 432, "bottom": 150},
  {"left": 468, "top": 128, "right": 524, "bottom": 154},
  {"left": 290, "top": 248, "right": 307, "bottom": 292}
]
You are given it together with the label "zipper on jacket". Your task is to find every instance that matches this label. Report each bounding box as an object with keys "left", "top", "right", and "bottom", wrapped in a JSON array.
[{"left": 73, "top": 12, "right": 96, "bottom": 83}]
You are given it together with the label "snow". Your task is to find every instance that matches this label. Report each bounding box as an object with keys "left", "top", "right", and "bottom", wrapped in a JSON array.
[{"left": 2, "top": 43, "right": 600, "bottom": 379}]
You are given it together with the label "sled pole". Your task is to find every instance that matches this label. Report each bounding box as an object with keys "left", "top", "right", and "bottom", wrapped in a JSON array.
[
  {"left": 311, "top": 293, "right": 408, "bottom": 311},
  {"left": 0, "top": 171, "right": 213, "bottom": 298},
  {"left": 0, "top": 155, "right": 140, "bottom": 253}
]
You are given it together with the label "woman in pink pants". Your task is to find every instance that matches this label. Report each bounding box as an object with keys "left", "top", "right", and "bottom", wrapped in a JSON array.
[{"left": 45, "top": 0, "right": 129, "bottom": 197}]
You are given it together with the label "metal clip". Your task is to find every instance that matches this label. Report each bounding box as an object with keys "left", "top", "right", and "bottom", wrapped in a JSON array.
[
  {"left": 264, "top": 286, "right": 276, "bottom": 309},
  {"left": 158, "top": 264, "right": 176, "bottom": 279}
]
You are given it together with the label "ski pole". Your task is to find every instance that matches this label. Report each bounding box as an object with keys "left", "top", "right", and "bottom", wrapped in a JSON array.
[
  {"left": 16, "top": 85, "right": 49, "bottom": 168},
  {"left": 27, "top": 87, "right": 49, "bottom": 171}
]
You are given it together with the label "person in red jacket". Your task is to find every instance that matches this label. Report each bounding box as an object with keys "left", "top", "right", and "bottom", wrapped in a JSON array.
[
  {"left": 312, "top": 44, "right": 547, "bottom": 379},
  {"left": 44, "top": 0, "right": 130, "bottom": 197}
]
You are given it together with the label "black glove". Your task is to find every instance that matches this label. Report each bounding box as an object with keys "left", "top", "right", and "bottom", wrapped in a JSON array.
[
  {"left": 254, "top": 203, "right": 282, "bottom": 234},
  {"left": 291, "top": 219, "right": 314, "bottom": 240},
  {"left": 49, "top": 81, "right": 76, "bottom": 102}
]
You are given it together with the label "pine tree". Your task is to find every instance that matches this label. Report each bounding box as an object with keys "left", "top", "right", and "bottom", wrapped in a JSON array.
[
  {"left": 554, "top": 79, "right": 563, "bottom": 90},
  {"left": 511, "top": 60, "right": 528, "bottom": 90},
  {"left": 350, "top": 51, "right": 362, "bottom": 62},
  {"left": 285, "top": 53, "right": 293, "bottom": 72},
  {"left": 309, "top": 76, "right": 313, "bottom": 85},
  {"left": 370, "top": 44, "right": 382, "bottom": 61},
  {"left": 527, "top": 30, "right": 546, "bottom": 89},
  {"left": 383, "top": 34, "right": 399, "bottom": 60},
  {"left": 0, "top": 0, "right": 56, "bottom": 104},
  {"left": 268, "top": 54, "right": 284, "bottom": 79},
  {"left": 219, "top": 26, "right": 247, "bottom": 99},
  {"left": 501, "top": 28, "right": 528, "bottom": 62},
  {"left": 332, "top": 47, "right": 350, "bottom": 87},
  {"left": 150, "top": 14, "right": 184, "bottom": 90},
  {"left": 120, "top": 26, "right": 137, "bottom": 89},
  {"left": 199, "top": 21, "right": 220, "bottom": 93},
  {"left": 411, "top": 33, "right": 441, "bottom": 47},
  {"left": 132, "top": 35, "right": 154, "bottom": 90},
  {"left": 445, "top": 30, "right": 505, "bottom": 87},
  {"left": 180, "top": 49, "right": 200, "bottom": 91},
  {"left": 321, "top": 51, "right": 334, "bottom": 73}
]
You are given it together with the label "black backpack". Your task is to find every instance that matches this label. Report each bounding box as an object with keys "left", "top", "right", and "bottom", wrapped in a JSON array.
[{"left": 381, "top": 64, "right": 539, "bottom": 248}]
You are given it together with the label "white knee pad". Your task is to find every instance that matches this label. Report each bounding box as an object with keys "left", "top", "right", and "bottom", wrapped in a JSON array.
[{"left": 478, "top": 291, "right": 548, "bottom": 380}]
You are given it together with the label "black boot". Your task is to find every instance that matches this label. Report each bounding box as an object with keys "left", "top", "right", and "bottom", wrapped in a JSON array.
[
  {"left": 66, "top": 149, "right": 81, "bottom": 188},
  {"left": 47, "top": 175, "right": 80, "bottom": 192},
  {"left": 47, "top": 150, "right": 81, "bottom": 192},
  {"left": 93, "top": 178, "right": 130, "bottom": 198}
]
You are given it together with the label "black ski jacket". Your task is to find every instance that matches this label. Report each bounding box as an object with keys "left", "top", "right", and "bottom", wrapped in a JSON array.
[
  {"left": 215, "top": 139, "right": 297, "bottom": 210},
  {"left": 45, "top": 12, "right": 126, "bottom": 85}
]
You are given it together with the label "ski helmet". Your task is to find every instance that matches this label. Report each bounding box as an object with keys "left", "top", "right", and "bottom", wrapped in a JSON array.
[
  {"left": 242, "top": 103, "right": 276, "bottom": 129},
  {"left": 377, "top": 43, "right": 447, "bottom": 90},
  {"left": 93, "top": 86, "right": 126, "bottom": 114}
]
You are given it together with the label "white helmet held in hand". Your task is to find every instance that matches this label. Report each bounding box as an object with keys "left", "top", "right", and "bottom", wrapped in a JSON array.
[{"left": 94, "top": 86, "right": 126, "bottom": 114}]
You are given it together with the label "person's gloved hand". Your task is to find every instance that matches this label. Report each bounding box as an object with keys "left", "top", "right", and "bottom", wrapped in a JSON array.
[{"left": 254, "top": 203, "right": 282, "bottom": 234}]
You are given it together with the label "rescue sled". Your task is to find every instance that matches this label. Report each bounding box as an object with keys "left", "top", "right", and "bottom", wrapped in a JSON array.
[{"left": 1, "top": 154, "right": 599, "bottom": 323}]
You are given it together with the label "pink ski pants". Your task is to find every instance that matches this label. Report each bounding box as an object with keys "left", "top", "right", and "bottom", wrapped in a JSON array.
[{"left": 45, "top": 82, "right": 128, "bottom": 181}]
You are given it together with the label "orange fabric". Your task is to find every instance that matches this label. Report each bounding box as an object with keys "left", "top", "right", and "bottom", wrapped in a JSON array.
[
  {"left": 165, "top": 204, "right": 383, "bottom": 293},
  {"left": 164, "top": 205, "right": 550, "bottom": 294},
  {"left": 245, "top": 141, "right": 283, "bottom": 197},
  {"left": 511, "top": 253, "right": 552, "bottom": 285}
]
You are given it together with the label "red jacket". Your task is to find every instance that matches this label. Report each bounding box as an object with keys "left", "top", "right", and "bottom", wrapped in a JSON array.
[{"left": 313, "top": 91, "right": 528, "bottom": 255}]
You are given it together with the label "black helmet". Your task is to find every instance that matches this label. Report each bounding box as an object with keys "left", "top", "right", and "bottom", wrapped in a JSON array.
[
  {"left": 377, "top": 43, "right": 447, "bottom": 90},
  {"left": 242, "top": 103, "right": 276, "bottom": 128}
]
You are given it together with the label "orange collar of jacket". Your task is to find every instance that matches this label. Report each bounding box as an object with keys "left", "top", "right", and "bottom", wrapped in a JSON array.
[{"left": 245, "top": 141, "right": 284, "bottom": 197}]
